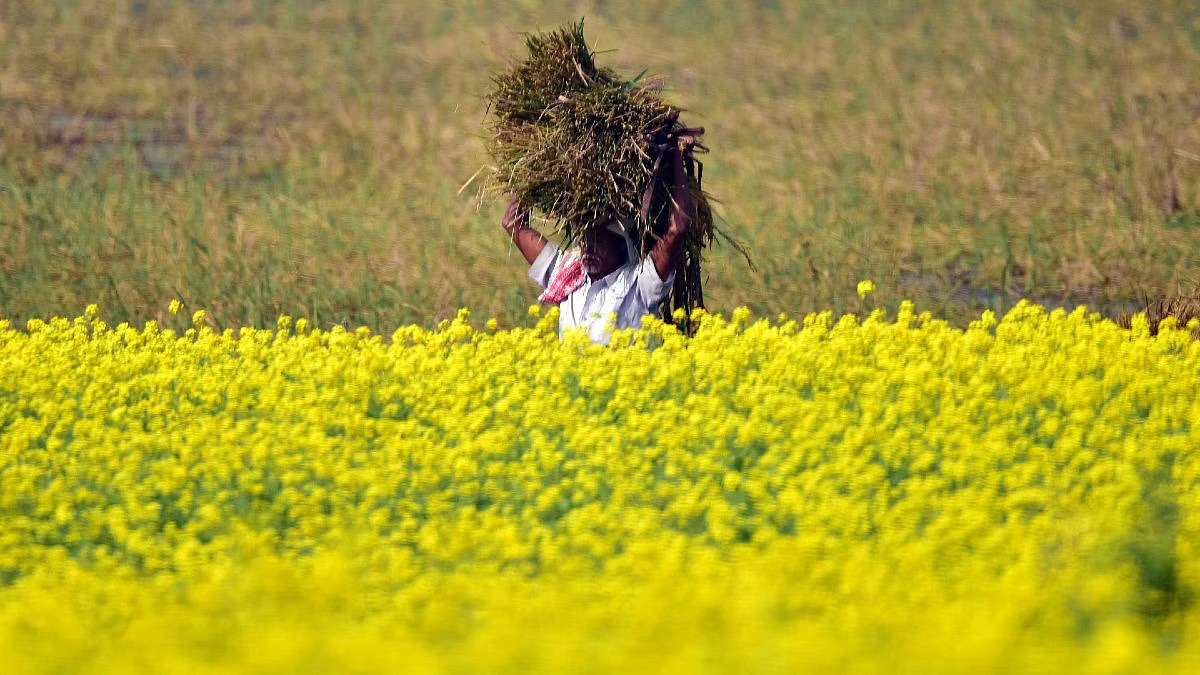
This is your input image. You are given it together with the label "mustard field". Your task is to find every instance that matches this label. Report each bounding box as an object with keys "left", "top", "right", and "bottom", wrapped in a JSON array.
[{"left": 1, "top": 302, "right": 1198, "bottom": 673}]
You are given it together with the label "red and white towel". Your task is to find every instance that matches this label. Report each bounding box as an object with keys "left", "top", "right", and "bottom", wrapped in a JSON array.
[{"left": 538, "top": 253, "right": 585, "bottom": 304}]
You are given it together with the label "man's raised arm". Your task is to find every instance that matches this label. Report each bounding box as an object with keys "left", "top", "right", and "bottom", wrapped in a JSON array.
[
  {"left": 502, "top": 199, "right": 549, "bottom": 265},
  {"left": 649, "top": 138, "right": 697, "bottom": 281}
]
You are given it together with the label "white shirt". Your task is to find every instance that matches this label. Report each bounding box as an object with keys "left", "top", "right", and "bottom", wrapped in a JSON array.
[{"left": 528, "top": 243, "right": 675, "bottom": 345}]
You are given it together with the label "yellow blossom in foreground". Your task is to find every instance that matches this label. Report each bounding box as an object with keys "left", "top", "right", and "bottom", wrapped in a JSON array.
[{"left": 0, "top": 300, "right": 1197, "bottom": 673}]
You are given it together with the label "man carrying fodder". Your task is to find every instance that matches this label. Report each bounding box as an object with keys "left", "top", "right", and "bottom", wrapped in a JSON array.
[
  {"left": 482, "top": 20, "right": 746, "bottom": 345},
  {"left": 501, "top": 136, "right": 697, "bottom": 345}
]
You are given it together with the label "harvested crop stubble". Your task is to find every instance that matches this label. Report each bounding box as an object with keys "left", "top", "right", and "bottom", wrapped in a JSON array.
[
  {"left": 1117, "top": 291, "right": 1200, "bottom": 336},
  {"left": 483, "top": 20, "right": 746, "bottom": 326}
]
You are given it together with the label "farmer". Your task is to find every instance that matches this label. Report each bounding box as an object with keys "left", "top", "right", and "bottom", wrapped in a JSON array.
[{"left": 501, "top": 137, "right": 697, "bottom": 345}]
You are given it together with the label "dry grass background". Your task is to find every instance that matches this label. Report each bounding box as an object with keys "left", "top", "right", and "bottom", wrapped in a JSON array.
[{"left": 1, "top": 0, "right": 1198, "bottom": 330}]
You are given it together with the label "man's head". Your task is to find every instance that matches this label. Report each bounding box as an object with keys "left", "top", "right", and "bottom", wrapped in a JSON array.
[{"left": 579, "top": 220, "right": 630, "bottom": 280}]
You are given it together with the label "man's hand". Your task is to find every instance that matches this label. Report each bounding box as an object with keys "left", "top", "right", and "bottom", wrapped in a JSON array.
[
  {"left": 502, "top": 199, "right": 530, "bottom": 235},
  {"left": 674, "top": 127, "right": 703, "bottom": 155},
  {"left": 501, "top": 198, "right": 548, "bottom": 265}
]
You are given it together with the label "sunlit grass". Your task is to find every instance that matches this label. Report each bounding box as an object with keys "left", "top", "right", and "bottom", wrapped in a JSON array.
[{"left": 1, "top": 0, "right": 1198, "bottom": 329}]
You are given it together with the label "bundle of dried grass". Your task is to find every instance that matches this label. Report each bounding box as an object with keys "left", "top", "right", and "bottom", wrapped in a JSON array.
[
  {"left": 1116, "top": 293, "right": 1200, "bottom": 336},
  {"left": 481, "top": 20, "right": 747, "bottom": 328}
]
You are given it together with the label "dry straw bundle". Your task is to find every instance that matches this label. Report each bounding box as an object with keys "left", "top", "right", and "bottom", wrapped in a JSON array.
[
  {"left": 481, "top": 20, "right": 747, "bottom": 328},
  {"left": 1117, "top": 292, "right": 1200, "bottom": 336}
]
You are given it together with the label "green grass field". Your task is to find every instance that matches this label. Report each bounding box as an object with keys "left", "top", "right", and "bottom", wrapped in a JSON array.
[{"left": 2, "top": 0, "right": 1199, "bottom": 330}]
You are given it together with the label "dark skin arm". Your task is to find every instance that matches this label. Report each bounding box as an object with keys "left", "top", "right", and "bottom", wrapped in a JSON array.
[
  {"left": 648, "top": 135, "right": 697, "bottom": 281},
  {"left": 501, "top": 199, "right": 548, "bottom": 264}
]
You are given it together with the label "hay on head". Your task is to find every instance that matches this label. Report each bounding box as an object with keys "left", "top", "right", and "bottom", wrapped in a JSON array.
[{"left": 482, "top": 19, "right": 748, "bottom": 329}]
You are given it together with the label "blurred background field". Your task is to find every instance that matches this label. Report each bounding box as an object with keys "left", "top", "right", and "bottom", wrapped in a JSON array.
[{"left": 1, "top": 0, "right": 1198, "bottom": 330}]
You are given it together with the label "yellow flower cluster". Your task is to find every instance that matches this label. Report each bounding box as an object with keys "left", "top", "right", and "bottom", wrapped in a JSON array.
[{"left": 1, "top": 301, "right": 1198, "bottom": 673}]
